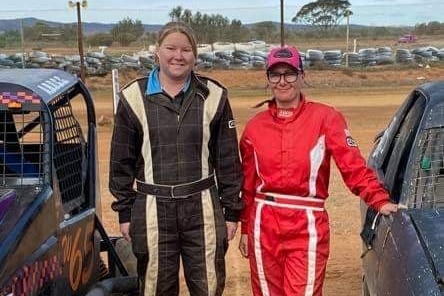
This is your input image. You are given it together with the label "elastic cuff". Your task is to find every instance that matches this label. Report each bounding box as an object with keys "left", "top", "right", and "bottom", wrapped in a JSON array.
[
  {"left": 224, "top": 208, "right": 240, "bottom": 222},
  {"left": 241, "top": 222, "right": 248, "bottom": 234},
  {"left": 118, "top": 209, "right": 131, "bottom": 224},
  {"left": 373, "top": 200, "right": 390, "bottom": 212}
]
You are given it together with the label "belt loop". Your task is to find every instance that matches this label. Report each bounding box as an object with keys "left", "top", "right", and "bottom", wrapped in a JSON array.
[{"left": 265, "top": 195, "right": 274, "bottom": 201}]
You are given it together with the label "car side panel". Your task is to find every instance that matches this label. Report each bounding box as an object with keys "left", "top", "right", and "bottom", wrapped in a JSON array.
[{"left": 379, "top": 212, "right": 440, "bottom": 295}]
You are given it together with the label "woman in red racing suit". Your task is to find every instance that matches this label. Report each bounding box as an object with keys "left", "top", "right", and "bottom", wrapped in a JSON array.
[{"left": 238, "top": 46, "right": 397, "bottom": 296}]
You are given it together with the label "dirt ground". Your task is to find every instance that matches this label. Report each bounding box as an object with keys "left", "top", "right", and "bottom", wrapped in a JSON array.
[{"left": 91, "top": 65, "right": 444, "bottom": 296}]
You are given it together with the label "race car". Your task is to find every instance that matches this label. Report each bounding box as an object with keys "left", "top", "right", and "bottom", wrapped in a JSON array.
[
  {"left": 0, "top": 69, "right": 137, "bottom": 296},
  {"left": 361, "top": 81, "right": 444, "bottom": 295}
]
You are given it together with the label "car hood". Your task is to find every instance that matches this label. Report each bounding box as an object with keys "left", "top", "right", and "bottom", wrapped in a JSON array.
[{"left": 409, "top": 209, "right": 444, "bottom": 282}]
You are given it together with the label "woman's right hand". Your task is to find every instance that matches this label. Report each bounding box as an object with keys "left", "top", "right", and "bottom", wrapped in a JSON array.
[
  {"left": 120, "top": 222, "right": 131, "bottom": 242},
  {"left": 238, "top": 234, "right": 248, "bottom": 258}
]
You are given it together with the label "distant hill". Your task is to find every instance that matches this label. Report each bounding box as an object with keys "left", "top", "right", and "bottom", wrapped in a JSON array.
[
  {"left": 0, "top": 17, "right": 377, "bottom": 36},
  {"left": 0, "top": 17, "right": 162, "bottom": 35}
]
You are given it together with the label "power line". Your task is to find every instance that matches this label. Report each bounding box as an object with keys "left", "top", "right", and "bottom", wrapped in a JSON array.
[
  {"left": 0, "top": 2, "right": 442, "bottom": 14},
  {"left": 0, "top": 7, "right": 277, "bottom": 13},
  {"left": 0, "top": 9, "right": 67, "bottom": 13}
]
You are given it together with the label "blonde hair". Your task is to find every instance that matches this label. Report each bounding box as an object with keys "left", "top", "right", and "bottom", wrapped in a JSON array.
[{"left": 156, "top": 21, "right": 198, "bottom": 58}]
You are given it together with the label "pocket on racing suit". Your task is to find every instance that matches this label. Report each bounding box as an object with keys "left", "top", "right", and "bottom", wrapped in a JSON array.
[
  {"left": 210, "top": 186, "right": 229, "bottom": 254},
  {"left": 129, "top": 192, "right": 149, "bottom": 255}
]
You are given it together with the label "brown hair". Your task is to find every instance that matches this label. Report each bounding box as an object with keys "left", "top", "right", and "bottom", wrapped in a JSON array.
[{"left": 156, "top": 21, "right": 198, "bottom": 58}]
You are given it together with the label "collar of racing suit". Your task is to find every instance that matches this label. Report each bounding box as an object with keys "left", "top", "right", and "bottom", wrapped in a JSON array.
[
  {"left": 144, "top": 69, "right": 211, "bottom": 101},
  {"left": 268, "top": 93, "right": 306, "bottom": 122}
]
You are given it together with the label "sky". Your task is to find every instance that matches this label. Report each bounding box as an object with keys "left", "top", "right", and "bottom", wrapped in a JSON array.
[{"left": 0, "top": 0, "right": 442, "bottom": 27}]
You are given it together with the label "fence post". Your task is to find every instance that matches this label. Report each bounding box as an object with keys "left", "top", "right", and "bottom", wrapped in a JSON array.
[{"left": 112, "top": 69, "right": 120, "bottom": 115}]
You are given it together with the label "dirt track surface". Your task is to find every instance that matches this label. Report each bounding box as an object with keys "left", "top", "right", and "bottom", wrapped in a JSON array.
[{"left": 92, "top": 67, "right": 444, "bottom": 295}]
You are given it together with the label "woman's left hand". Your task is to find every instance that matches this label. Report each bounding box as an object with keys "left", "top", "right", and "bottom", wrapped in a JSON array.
[
  {"left": 379, "top": 202, "right": 398, "bottom": 215},
  {"left": 226, "top": 221, "right": 238, "bottom": 241}
]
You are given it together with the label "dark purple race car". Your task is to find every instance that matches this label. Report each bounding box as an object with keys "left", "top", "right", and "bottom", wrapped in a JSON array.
[
  {"left": 0, "top": 69, "right": 137, "bottom": 296},
  {"left": 361, "top": 81, "right": 444, "bottom": 296}
]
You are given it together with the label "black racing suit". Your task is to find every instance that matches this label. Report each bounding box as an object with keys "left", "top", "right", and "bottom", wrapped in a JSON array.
[{"left": 109, "top": 72, "right": 243, "bottom": 296}]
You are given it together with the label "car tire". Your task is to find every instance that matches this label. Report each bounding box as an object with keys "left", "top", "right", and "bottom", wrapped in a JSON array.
[{"left": 362, "top": 275, "right": 371, "bottom": 296}]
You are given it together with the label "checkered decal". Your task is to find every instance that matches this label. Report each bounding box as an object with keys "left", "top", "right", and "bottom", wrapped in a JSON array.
[
  {"left": 0, "top": 91, "right": 41, "bottom": 105},
  {"left": 0, "top": 255, "right": 61, "bottom": 296}
]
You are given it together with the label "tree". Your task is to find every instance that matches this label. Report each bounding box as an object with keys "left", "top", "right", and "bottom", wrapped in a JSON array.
[
  {"left": 23, "top": 21, "right": 51, "bottom": 41},
  {"left": 252, "top": 22, "right": 278, "bottom": 43},
  {"left": 191, "top": 11, "right": 204, "bottom": 41},
  {"left": 60, "top": 24, "right": 77, "bottom": 43},
  {"left": 292, "top": 0, "right": 351, "bottom": 34},
  {"left": 86, "top": 33, "right": 113, "bottom": 47},
  {"left": 414, "top": 21, "right": 444, "bottom": 35},
  {"left": 226, "top": 20, "right": 249, "bottom": 42},
  {"left": 414, "top": 23, "right": 427, "bottom": 35},
  {"left": 169, "top": 6, "right": 183, "bottom": 22},
  {"left": 139, "top": 32, "right": 157, "bottom": 47},
  {"left": 111, "top": 17, "right": 144, "bottom": 46},
  {"left": 182, "top": 9, "right": 193, "bottom": 25},
  {"left": 211, "top": 14, "right": 230, "bottom": 41},
  {"left": 0, "top": 30, "right": 21, "bottom": 48},
  {"left": 167, "top": 6, "right": 245, "bottom": 44},
  {"left": 426, "top": 21, "right": 443, "bottom": 35}
]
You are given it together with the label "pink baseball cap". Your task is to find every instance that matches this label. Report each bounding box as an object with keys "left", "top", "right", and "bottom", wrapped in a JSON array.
[{"left": 266, "top": 46, "right": 303, "bottom": 71}]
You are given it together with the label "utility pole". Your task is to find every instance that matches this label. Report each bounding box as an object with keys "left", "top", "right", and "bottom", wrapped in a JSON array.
[
  {"left": 280, "top": 0, "right": 285, "bottom": 46},
  {"left": 69, "top": 0, "right": 87, "bottom": 83},
  {"left": 20, "top": 19, "right": 25, "bottom": 69}
]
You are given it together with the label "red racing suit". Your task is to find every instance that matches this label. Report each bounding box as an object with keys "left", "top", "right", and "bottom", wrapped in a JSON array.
[{"left": 240, "top": 95, "right": 390, "bottom": 296}]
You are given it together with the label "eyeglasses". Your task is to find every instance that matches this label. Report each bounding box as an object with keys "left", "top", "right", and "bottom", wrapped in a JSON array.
[{"left": 267, "top": 71, "right": 300, "bottom": 84}]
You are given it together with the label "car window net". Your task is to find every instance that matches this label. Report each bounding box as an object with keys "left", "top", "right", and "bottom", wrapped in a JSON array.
[
  {"left": 50, "top": 94, "right": 86, "bottom": 214},
  {"left": 409, "top": 127, "right": 444, "bottom": 208}
]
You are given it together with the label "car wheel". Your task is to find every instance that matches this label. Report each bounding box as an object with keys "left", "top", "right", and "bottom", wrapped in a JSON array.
[{"left": 362, "top": 275, "right": 371, "bottom": 296}]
